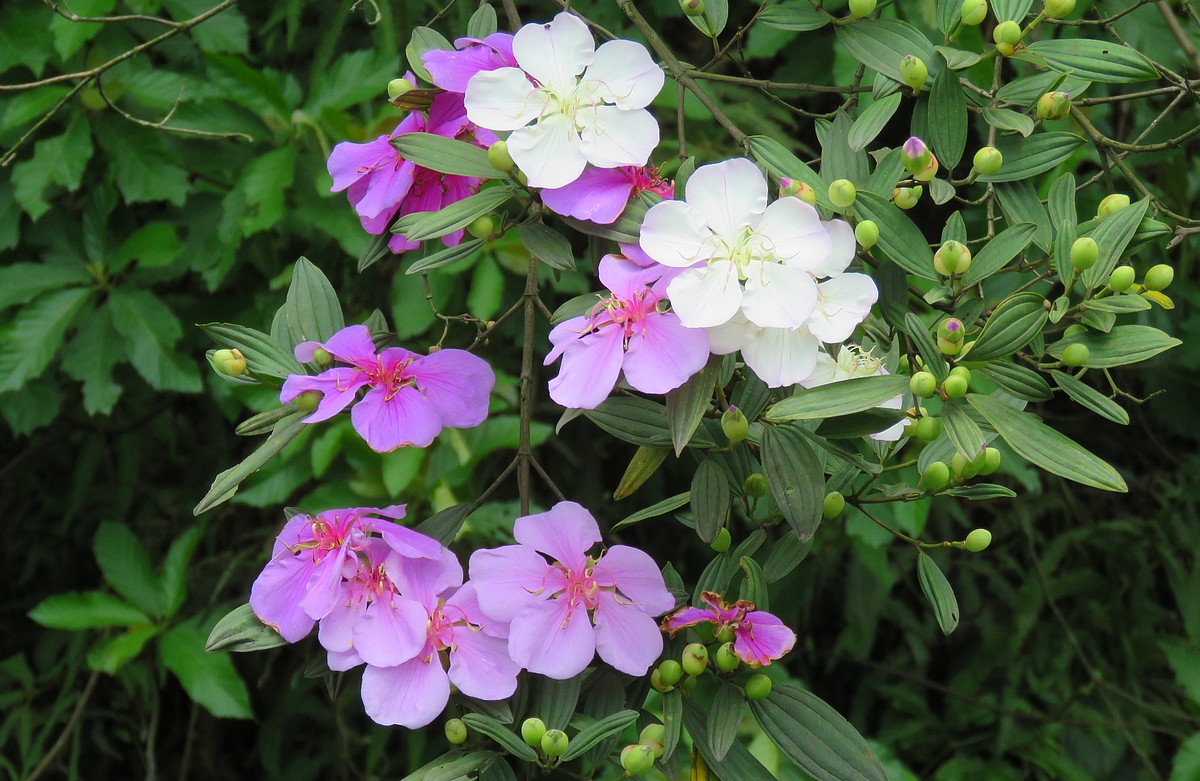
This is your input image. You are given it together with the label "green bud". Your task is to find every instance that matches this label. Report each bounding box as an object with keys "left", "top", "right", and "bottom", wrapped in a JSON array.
[
  {"left": 965, "top": 528, "right": 993, "bottom": 552},
  {"left": 467, "top": 215, "right": 494, "bottom": 240},
  {"left": 993, "top": 20, "right": 1022, "bottom": 46},
  {"left": 901, "top": 137, "right": 932, "bottom": 174},
  {"left": 910, "top": 371, "right": 938, "bottom": 398},
  {"left": 745, "top": 674, "right": 773, "bottom": 701},
  {"left": 828, "top": 179, "right": 858, "bottom": 209},
  {"left": 854, "top": 219, "right": 879, "bottom": 250},
  {"left": 650, "top": 668, "right": 674, "bottom": 693},
  {"left": 780, "top": 177, "right": 818, "bottom": 206},
  {"left": 898, "top": 55, "right": 928, "bottom": 93},
  {"left": 716, "top": 642, "right": 740, "bottom": 672},
  {"left": 892, "top": 186, "right": 922, "bottom": 210},
  {"left": 912, "top": 415, "right": 942, "bottom": 442},
  {"left": 951, "top": 451, "right": 980, "bottom": 480},
  {"left": 848, "top": 0, "right": 877, "bottom": 17},
  {"left": 743, "top": 473, "right": 770, "bottom": 498},
  {"left": 541, "top": 729, "right": 570, "bottom": 758},
  {"left": 721, "top": 405, "right": 750, "bottom": 444},
  {"left": 682, "top": 643, "right": 709, "bottom": 676},
  {"left": 657, "top": 660, "right": 683, "bottom": 686},
  {"left": 942, "top": 374, "right": 969, "bottom": 399},
  {"left": 715, "top": 626, "right": 735, "bottom": 643},
  {"left": 898, "top": 355, "right": 911, "bottom": 373},
  {"left": 1070, "top": 237, "right": 1099, "bottom": 271},
  {"left": 445, "top": 718, "right": 468, "bottom": 745},
  {"left": 311, "top": 347, "right": 333, "bottom": 368},
  {"left": 972, "top": 146, "right": 1003, "bottom": 176},
  {"left": 934, "top": 241, "right": 971, "bottom": 276},
  {"left": 1044, "top": 0, "right": 1075, "bottom": 18},
  {"left": 912, "top": 155, "right": 940, "bottom": 183},
  {"left": 387, "top": 77, "right": 414, "bottom": 102},
  {"left": 1144, "top": 264, "right": 1174, "bottom": 292},
  {"left": 937, "top": 336, "right": 962, "bottom": 356},
  {"left": 1097, "top": 193, "right": 1131, "bottom": 217},
  {"left": 487, "top": 140, "right": 515, "bottom": 172},
  {"left": 295, "top": 390, "right": 323, "bottom": 413},
  {"left": 1062, "top": 343, "right": 1090, "bottom": 367},
  {"left": 978, "top": 447, "right": 1002, "bottom": 475},
  {"left": 937, "top": 317, "right": 966, "bottom": 343},
  {"left": 923, "top": 461, "right": 951, "bottom": 493},
  {"left": 639, "top": 723, "right": 666, "bottom": 749},
  {"left": 621, "top": 744, "right": 656, "bottom": 775},
  {"left": 213, "top": 348, "right": 247, "bottom": 377},
  {"left": 1036, "top": 91, "right": 1071, "bottom": 120},
  {"left": 1108, "top": 265, "right": 1136, "bottom": 292},
  {"left": 710, "top": 527, "right": 731, "bottom": 553},
  {"left": 1064, "top": 324, "right": 1088, "bottom": 338},
  {"left": 522, "top": 717, "right": 547, "bottom": 747},
  {"left": 949, "top": 366, "right": 972, "bottom": 381},
  {"left": 823, "top": 491, "right": 846, "bottom": 520},
  {"left": 961, "top": 0, "right": 988, "bottom": 25},
  {"left": 681, "top": 0, "right": 705, "bottom": 16}
]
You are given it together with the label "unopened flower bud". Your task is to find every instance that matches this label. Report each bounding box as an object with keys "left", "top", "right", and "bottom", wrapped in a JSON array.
[
  {"left": 965, "top": 528, "right": 993, "bottom": 552},
  {"left": 1144, "top": 264, "right": 1174, "bottom": 292},
  {"left": 949, "top": 365, "right": 971, "bottom": 381},
  {"left": 487, "top": 140, "right": 515, "bottom": 172},
  {"left": 310, "top": 347, "right": 333, "bottom": 368},
  {"left": 295, "top": 390, "right": 323, "bottom": 413},
  {"left": 621, "top": 744, "right": 656, "bottom": 775},
  {"left": 680, "top": 0, "right": 705, "bottom": 16},
  {"left": 822, "top": 491, "right": 846, "bottom": 520},
  {"left": 522, "top": 717, "right": 547, "bottom": 747},
  {"left": 780, "top": 177, "right": 818, "bottom": 206},
  {"left": 467, "top": 215, "right": 494, "bottom": 240},
  {"left": 924, "top": 461, "right": 952, "bottom": 492},
  {"left": 934, "top": 241, "right": 972, "bottom": 276},
  {"left": 912, "top": 415, "right": 942, "bottom": 442},
  {"left": 682, "top": 643, "right": 709, "bottom": 675},
  {"left": 938, "top": 318, "right": 966, "bottom": 343},
  {"left": 854, "top": 219, "right": 879, "bottom": 250},
  {"left": 942, "top": 374, "right": 969, "bottom": 399},
  {"left": 721, "top": 405, "right": 750, "bottom": 444},
  {"left": 640, "top": 724, "right": 666, "bottom": 749},
  {"left": 1070, "top": 237, "right": 1099, "bottom": 271},
  {"left": 1061, "top": 343, "right": 1090, "bottom": 366},
  {"left": 952, "top": 451, "right": 980, "bottom": 480},
  {"left": 828, "top": 179, "right": 857, "bottom": 209},
  {"left": 715, "top": 625, "right": 735, "bottom": 643},
  {"left": 743, "top": 473, "right": 770, "bottom": 498},
  {"left": 213, "top": 348, "right": 247, "bottom": 377},
  {"left": 978, "top": 447, "right": 1002, "bottom": 475},
  {"left": 961, "top": 0, "right": 988, "bottom": 25},
  {"left": 715, "top": 642, "right": 740, "bottom": 672},
  {"left": 445, "top": 718, "right": 468, "bottom": 745},
  {"left": 899, "top": 55, "right": 928, "bottom": 93},
  {"left": 972, "top": 146, "right": 1004, "bottom": 176},
  {"left": 650, "top": 668, "right": 674, "bottom": 692},
  {"left": 541, "top": 729, "right": 570, "bottom": 757},
  {"left": 1045, "top": 0, "right": 1075, "bottom": 18},
  {"left": 993, "top": 20, "right": 1022, "bottom": 55},
  {"left": 387, "top": 77, "right": 414, "bottom": 102},
  {"left": 901, "top": 137, "right": 932, "bottom": 174},
  {"left": 937, "top": 336, "right": 962, "bottom": 355},
  {"left": 892, "top": 186, "right": 922, "bottom": 210},
  {"left": 745, "top": 673, "right": 773, "bottom": 701},
  {"left": 1108, "top": 265, "right": 1135, "bottom": 292},
  {"left": 912, "top": 154, "right": 940, "bottom": 183},
  {"left": 657, "top": 659, "right": 683, "bottom": 686},
  {"left": 710, "top": 527, "right": 731, "bottom": 553},
  {"left": 910, "top": 371, "right": 937, "bottom": 398},
  {"left": 849, "top": 0, "right": 877, "bottom": 17},
  {"left": 1036, "top": 91, "right": 1071, "bottom": 120}
]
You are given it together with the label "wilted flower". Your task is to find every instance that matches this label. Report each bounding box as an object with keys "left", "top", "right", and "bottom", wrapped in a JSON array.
[{"left": 661, "top": 591, "right": 796, "bottom": 667}]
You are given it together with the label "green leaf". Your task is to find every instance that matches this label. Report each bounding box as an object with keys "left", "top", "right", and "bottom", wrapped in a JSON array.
[
  {"left": 708, "top": 683, "right": 745, "bottom": 761},
  {"left": 848, "top": 94, "right": 901, "bottom": 151},
  {"left": 518, "top": 223, "right": 575, "bottom": 271},
  {"left": 11, "top": 116, "right": 94, "bottom": 219},
  {"left": 1051, "top": 371, "right": 1128, "bottom": 425},
  {"left": 226, "top": 146, "right": 297, "bottom": 236},
  {"left": 532, "top": 676, "right": 580, "bottom": 731},
  {"left": 200, "top": 323, "right": 305, "bottom": 381},
  {"left": 0, "top": 262, "right": 89, "bottom": 312},
  {"left": 758, "top": 2, "right": 829, "bottom": 31},
  {"left": 1046, "top": 325, "right": 1181, "bottom": 368},
  {"left": 390, "top": 133, "right": 502, "bottom": 179},
  {"left": 614, "top": 446, "right": 670, "bottom": 501},
  {"left": 903, "top": 312, "right": 949, "bottom": 381},
  {"left": 193, "top": 411, "right": 309, "bottom": 514},
  {"left": 835, "top": 19, "right": 941, "bottom": 83},
  {"left": 945, "top": 484, "right": 1017, "bottom": 500},
  {"left": 584, "top": 397, "right": 715, "bottom": 449},
  {"left": 995, "top": 71, "right": 1091, "bottom": 108},
  {"left": 926, "top": 67, "right": 967, "bottom": 167},
  {"left": 961, "top": 292, "right": 1048, "bottom": 362},
  {"left": 662, "top": 689, "right": 683, "bottom": 760},
  {"left": 1170, "top": 732, "right": 1200, "bottom": 781},
  {"left": 61, "top": 304, "right": 125, "bottom": 415},
  {"left": 285, "top": 257, "right": 345, "bottom": 345},
  {"left": 978, "top": 133, "right": 1085, "bottom": 183},
  {"left": 204, "top": 603, "right": 288, "bottom": 653},
  {"left": 685, "top": 0, "right": 729, "bottom": 35},
  {"left": 748, "top": 683, "right": 887, "bottom": 781},
  {"left": 762, "top": 425, "right": 824, "bottom": 543},
  {"left": 112, "top": 223, "right": 184, "bottom": 272},
  {"left": 941, "top": 402, "right": 986, "bottom": 460},
  {"left": 765, "top": 375, "right": 909, "bottom": 421},
  {"left": 0, "top": 287, "right": 92, "bottom": 393},
  {"left": 560, "top": 710, "right": 639, "bottom": 761},
  {"left": 852, "top": 192, "right": 938, "bottom": 280},
  {"left": 967, "top": 393, "right": 1127, "bottom": 491},
  {"left": 405, "top": 238, "right": 486, "bottom": 274},
  {"left": 665, "top": 354, "right": 720, "bottom": 455},
  {"left": 684, "top": 699, "right": 776, "bottom": 781},
  {"left": 461, "top": 714, "right": 537, "bottom": 762},
  {"left": 29, "top": 591, "right": 152, "bottom": 630},
  {"left": 747, "top": 135, "right": 834, "bottom": 209},
  {"left": 976, "top": 361, "right": 1053, "bottom": 401},
  {"left": 405, "top": 26, "right": 451, "bottom": 83},
  {"left": 108, "top": 289, "right": 202, "bottom": 392},
  {"left": 738, "top": 556, "right": 769, "bottom": 610},
  {"left": 917, "top": 553, "right": 960, "bottom": 636},
  {"left": 162, "top": 624, "right": 253, "bottom": 718},
  {"left": 94, "top": 523, "right": 162, "bottom": 618},
  {"left": 415, "top": 504, "right": 471, "bottom": 546},
  {"left": 612, "top": 492, "right": 691, "bottom": 532},
  {"left": 401, "top": 751, "right": 497, "bottom": 781},
  {"left": 821, "top": 110, "right": 868, "bottom": 184},
  {"left": 1080, "top": 198, "right": 1150, "bottom": 288},
  {"left": 467, "top": 3, "right": 498, "bottom": 38},
  {"left": 959, "top": 223, "right": 1037, "bottom": 286},
  {"left": 1048, "top": 173, "right": 1078, "bottom": 279},
  {"left": 161, "top": 527, "right": 203, "bottom": 618},
  {"left": 162, "top": 0, "right": 248, "bottom": 52},
  {"left": 235, "top": 404, "right": 301, "bottom": 436},
  {"left": 1020, "top": 39, "right": 1158, "bottom": 83},
  {"left": 87, "top": 626, "right": 158, "bottom": 675},
  {"left": 764, "top": 533, "right": 813, "bottom": 582},
  {"left": 995, "top": 180, "right": 1053, "bottom": 252},
  {"left": 982, "top": 107, "right": 1035, "bottom": 137},
  {"left": 691, "top": 459, "right": 731, "bottom": 545},
  {"left": 991, "top": 0, "right": 1033, "bottom": 21},
  {"left": 395, "top": 186, "right": 515, "bottom": 242},
  {"left": 1084, "top": 294, "right": 1151, "bottom": 313}
]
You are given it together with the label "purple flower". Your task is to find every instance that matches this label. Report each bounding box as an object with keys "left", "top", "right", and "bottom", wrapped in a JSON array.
[
  {"left": 326, "top": 89, "right": 491, "bottom": 254},
  {"left": 280, "top": 325, "right": 495, "bottom": 453},
  {"left": 468, "top": 501, "right": 676, "bottom": 679},
  {"left": 422, "top": 34, "right": 517, "bottom": 93},
  {"left": 541, "top": 166, "right": 674, "bottom": 225},
  {"left": 661, "top": 591, "right": 796, "bottom": 668},
  {"left": 544, "top": 255, "right": 710, "bottom": 409},
  {"left": 249, "top": 505, "right": 443, "bottom": 642}
]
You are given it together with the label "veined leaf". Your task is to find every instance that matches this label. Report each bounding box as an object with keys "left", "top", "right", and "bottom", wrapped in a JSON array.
[
  {"left": 747, "top": 135, "right": 834, "bottom": 209},
  {"left": 612, "top": 492, "right": 691, "bottom": 532},
  {"left": 395, "top": 186, "right": 515, "bottom": 242},
  {"left": 560, "top": 710, "right": 638, "bottom": 761},
  {"left": 835, "top": 19, "right": 941, "bottom": 82},
  {"left": 1051, "top": 370, "right": 1129, "bottom": 425},
  {"left": 960, "top": 223, "right": 1037, "bottom": 286},
  {"left": 285, "top": 257, "right": 344, "bottom": 347},
  {"left": 978, "top": 133, "right": 1085, "bottom": 183},
  {"left": 205, "top": 603, "right": 288, "bottom": 653},
  {"left": 853, "top": 192, "right": 937, "bottom": 280},
  {"left": 762, "top": 425, "right": 824, "bottom": 543},
  {"left": 461, "top": 714, "right": 537, "bottom": 762},
  {"left": 848, "top": 94, "right": 902, "bottom": 151},
  {"left": 962, "top": 292, "right": 1048, "bottom": 361},
  {"left": 193, "top": 410, "right": 309, "bottom": 514},
  {"left": 765, "top": 375, "right": 909, "bottom": 421},
  {"left": 691, "top": 458, "right": 731, "bottom": 544},
  {"left": 1046, "top": 325, "right": 1181, "bottom": 368},
  {"left": 917, "top": 553, "right": 960, "bottom": 636},
  {"left": 29, "top": 590, "right": 152, "bottom": 630},
  {"left": 1021, "top": 39, "right": 1158, "bottom": 83}
]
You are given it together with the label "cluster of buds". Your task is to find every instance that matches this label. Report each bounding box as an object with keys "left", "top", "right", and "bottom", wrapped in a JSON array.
[
  {"left": 923, "top": 445, "right": 1002, "bottom": 492},
  {"left": 620, "top": 724, "right": 666, "bottom": 775},
  {"left": 901, "top": 137, "right": 939, "bottom": 182}
]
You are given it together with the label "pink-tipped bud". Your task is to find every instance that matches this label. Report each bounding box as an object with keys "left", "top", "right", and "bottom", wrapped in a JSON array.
[
  {"left": 901, "top": 137, "right": 932, "bottom": 174},
  {"left": 937, "top": 317, "right": 966, "bottom": 343},
  {"left": 1036, "top": 91, "right": 1071, "bottom": 120}
]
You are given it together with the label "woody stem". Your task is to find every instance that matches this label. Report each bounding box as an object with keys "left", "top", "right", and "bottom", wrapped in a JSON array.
[{"left": 518, "top": 254, "right": 540, "bottom": 515}]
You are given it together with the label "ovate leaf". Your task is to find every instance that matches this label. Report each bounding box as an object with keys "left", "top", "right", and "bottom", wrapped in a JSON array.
[
  {"left": 161, "top": 624, "right": 253, "bottom": 718},
  {"left": 0, "top": 287, "right": 92, "bottom": 393}
]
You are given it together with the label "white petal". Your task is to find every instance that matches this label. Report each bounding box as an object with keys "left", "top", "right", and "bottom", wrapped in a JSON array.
[
  {"left": 579, "top": 106, "right": 659, "bottom": 169},
  {"left": 512, "top": 12, "right": 594, "bottom": 95},
  {"left": 666, "top": 261, "right": 743, "bottom": 329},
  {"left": 640, "top": 200, "right": 713, "bottom": 268},
  {"left": 799, "top": 352, "right": 839, "bottom": 388},
  {"left": 465, "top": 68, "right": 546, "bottom": 132},
  {"left": 685, "top": 158, "right": 767, "bottom": 245},
  {"left": 706, "top": 314, "right": 752, "bottom": 355},
  {"left": 753, "top": 198, "right": 832, "bottom": 268},
  {"left": 809, "top": 219, "right": 857, "bottom": 277},
  {"left": 583, "top": 40, "right": 663, "bottom": 109},
  {"left": 870, "top": 394, "right": 911, "bottom": 441},
  {"left": 741, "top": 327, "right": 819, "bottom": 388},
  {"left": 507, "top": 113, "right": 587, "bottom": 189},
  {"left": 741, "top": 261, "right": 818, "bottom": 329},
  {"left": 806, "top": 273, "right": 878, "bottom": 343}
]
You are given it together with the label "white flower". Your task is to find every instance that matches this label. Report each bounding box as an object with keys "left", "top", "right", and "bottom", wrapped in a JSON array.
[
  {"left": 708, "top": 314, "right": 820, "bottom": 388},
  {"left": 464, "top": 13, "right": 663, "bottom": 189},
  {"left": 802, "top": 347, "right": 909, "bottom": 441},
  {"left": 807, "top": 273, "right": 879, "bottom": 343}
]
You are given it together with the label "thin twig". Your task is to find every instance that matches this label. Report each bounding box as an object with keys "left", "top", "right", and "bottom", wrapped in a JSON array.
[{"left": 26, "top": 670, "right": 100, "bottom": 781}]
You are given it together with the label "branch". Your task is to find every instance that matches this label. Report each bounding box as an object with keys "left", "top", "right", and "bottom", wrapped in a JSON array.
[{"left": 96, "top": 77, "right": 252, "bottom": 143}]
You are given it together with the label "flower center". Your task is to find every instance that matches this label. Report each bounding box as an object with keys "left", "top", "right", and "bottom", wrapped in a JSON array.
[{"left": 366, "top": 357, "right": 418, "bottom": 401}]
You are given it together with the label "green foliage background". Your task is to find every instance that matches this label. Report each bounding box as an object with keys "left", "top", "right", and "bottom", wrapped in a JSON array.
[{"left": 2, "top": 0, "right": 1200, "bottom": 778}]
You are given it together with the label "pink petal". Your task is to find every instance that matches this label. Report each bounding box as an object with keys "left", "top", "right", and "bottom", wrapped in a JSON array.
[
  {"left": 546, "top": 315, "right": 590, "bottom": 365},
  {"left": 424, "top": 35, "right": 516, "bottom": 92},
  {"left": 249, "top": 555, "right": 317, "bottom": 643},
  {"left": 546, "top": 325, "right": 625, "bottom": 410},
  {"left": 660, "top": 605, "right": 718, "bottom": 634},
  {"left": 734, "top": 611, "right": 797, "bottom": 667},
  {"left": 592, "top": 545, "right": 677, "bottom": 616},
  {"left": 448, "top": 629, "right": 521, "bottom": 700},
  {"left": 355, "top": 157, "right": 417, "bottom": 222},
  {"left": 327, "top": 135, "right": 395, "bottom": 193},
  {"left": 468, "top": 545, "right": 555, "bottom": 622},
  {"left": 317, "top": 593, "right": 363, "bottom": 653},
  {"left": 513, "top": 501, "right": 601, "bottom": 571},
  {"left": 622, "top": 313, "right": 710, "bottom": 396},
  {"left": 300, "top": 324, "right": 380, "bottom": 367},
  {"left": 350, "top": 386, "right": 443, "bottom": 452},
  {"left": 540, "top": 167, "right": 633, "bottom": 224},
  {"left": 424, "top": 92, "right": 470, "bottom": 138},
  {"left": 385, "top": 552, "right": 464, "bottom": 609},
  {"left": 298, "top": 548, "right": 351, "bottom": 621},
  {"left": 446, "top": 582, "right": 509, "bottom": 638},
  {"left": 598, "top": 254, "right": 664, "bottom": 300},
  {"left": 508, "top": 597, "right": 596, "bottom": 679},
  {"left": 409, "top": 348, "right": 495, "bottom": 429},
  {"left": 371, "top": 522, "right": 446, "bottom": 560},
  {"left": 361, "top": 658, "right": 451, "bottom": 728},
  {"left": 280, "top": 369, "right": 368, "bottom": 424},
  {"left": 354, "top": 596, "right": 430, "bottom": 667},
  {"left": 327, "top": 647, "right": 363, "bottom": 671},
  {"left": 592, "top": 592, "right": 664, "bottom": 676}
]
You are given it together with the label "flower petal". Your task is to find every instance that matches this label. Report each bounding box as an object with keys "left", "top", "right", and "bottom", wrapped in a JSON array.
[
  {"left": 327, "top": 648, "right": 363, "bottom": 672},
  {"left": 512, "top": 12, "right": 595, "bottom": 94},
  {"left": 306, "top": 324, "right": 380, "bottom": 367},
  {"left": 666, "top": 260, "right": 743, "bottom": 329},
  {"left": 350, "top": 386, "right": 443, "bottom": 452},
  {"left": 508, "top": 597, "right": 596, "bottom": 679},
  {"left": 464, "top": 68, "right": 545, "bottom": 132},
  {"left": 385, "top": 552, "right": 463, "bottom": 609},
  {"left": 583, "top": 40, "right": 664, "bottom": 109},
  {"left": 540, "top": 167, "right": 633, "bottom": 224},
  {"left": 317, "top": 594, "right": 362, "bottom": 653},
  {"left": 547, "top": 326, "right": 625, "bottom": 410},
  {"left": 424, "top": 35, "right": 516, "bottom": 93},
  {"left": 513, "top": 501, "right": 601, "bottom": 571},
  {"left": 706, "top": 313, "right": 752, "bottom": 355},
  {"left": 661, "top": 605, "right": 719, "bottom": 634},
  {"left": 579, "top": 106, "right": 659, "bottom": 169},
  {"left": 685, "top": 158, "right": 767, "bottom": 245},
  {"left": 250, "top": 556, "right": 316, "bottom": 643},
  {"left": 741, "top": 326, "right": 820, "bottom": 388},
  {"left": 354, "top": 596, "right": 430, "bottom": 667},
  {"left": 753, "top": 198, "right": 831, "bottom": 267},
  {"left": 593, "top": 545, "right": 677, "bottom": 616},
  {"left": 799, "top": 352, "right": 840, "bottom": 388},
  {"left": 468, "top": 545, "right": 554, "bottom": 622},
  {"left": 410, "top": 348, "right": 495, "bottom": 428},
  {"left": 592, "top": 592, "right": 664, "bottom": 676},
  {"left": 639, "top": 200, "right": 712, "bottom": 269},
  {"left": 280, "top": 369, "right": 368, "bottom": 424},
  {"left": 622, "top": 313, "right": 710, "bottom": 395},
  {"left": 733, "top": 611, "right": 797, "bottom": 667},
  {"left": 371, "top": 522, "right": 445, "bottom": 560},
  {"left": 327, "top": 135, "right": 401, "bottom": 193},
  {"left": 741, "top": 261, "right": 819, "bottom": 329},
  {"left": 806, "top": 273, "right": 878, "bottom": 343},
  {"left": 361, "top": 658, "right": 450, "bottom": 728},
  {"left": 448, "top": 629, "right": 521, "bottom": 700},
  {"left": 508, "top": 113, "right": 587, "bottom": 189},
  {"left": 809, "top": 218, "right": 857, "bottom": 278}
]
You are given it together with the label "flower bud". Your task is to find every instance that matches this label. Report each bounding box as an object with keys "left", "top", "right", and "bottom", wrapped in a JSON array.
[
  {"left": 295, "top": 390, "right": 323, "bottom": 413},
  {"left": 743, "top": 473, "right": 770, "bottom": 498},
  {"left": 657, "top": 659, "right": 683, "bottom": 686},
  {"left": 949, "top": 365, "right": 971, "bottom": 381},
  {"left": 387, "top": 77, "right": 414, "bottom": 102},
  {"left": 681, "top": 0, "right": 705, "bottom": 16},
  {"left": 961, "top": 0, "right": 988, "bottom": 25},
  {"left": 1108, "top": 265, "right": 1135, "bottom": 292},
  {"left": 912, "top": 415, "right": 942, "bottom": 442},
  {"left": 780, "top": 177, "right": 818, "bottom": 206},
  {"left": 213, "top": 348, "right": 247, "bottom": 377},
  {"left": 522, "top": 717, "right": 547, "bottom": 747},
  {"left": 715, "top": 642, "right": 740, "bottom": 672},
  {"left": 822, "top": 491, "right": 846, "bottom": 520},
  {"left": 445, "top": 718, "right": 468, "bottom": 745},
  {"left": 1070, "top": 237, "right": 1099, "bottom": 271},
  {"left": 650, "top": 668, "right": 674, "bottom": 692},
  {"left": 952, "top": 451, "right": 980, "bottom": 480},
  {"left": 899, "top": 55, "right": 928, "bottom": 93},
  {"left": 1144, "top": 264, "right": 1174, "bottom": 292},
  {"left": 541, "top": 729, "right": 570, "bottom": 757},
  {"left": 682, "top": 643, "right": 709, "bottom": 676},
  {"left": 992, "top": 20, "right": 1022, "bottom": 55},
  {"left": 854, "top": 219, "right": 879, "bottom": 250},
  {"left": 716, "top": 625, "right": 735, "bottom": 643},
  {"left": 937, "top": 336, "right": 962, "bottom": 355},
  {"left": 1061, "top": 343, "right": 1090, "bottom": 366},
  {"left": 972, "top": 146, "right": 1004, "bottom": 176},
  {"left": 621, "top": 744, "right": 656, "bottom": 775},
  {"left": 1099, "top": 194, "right": 1133, "bottom": 218},
  {"left": 828, "top": 179, "right": 857, "bottom": 209},
  {"left": 937, "top": 317, "right": 966, "bottom": 343},
  {"left": 965, "top": 528, "right": 992, "bottom": 552},
  {"left": 978, "top": 447, "right": 1002, "bottom": 475},
  {"left": 640, "top": 723, "right": 666, "bottom": 748},
  {"left": 924, "top": 461, "right": 951, "bottom": 492},
  {"left": 487, "top": 140, "right": 515, "bottom": 172},
  {"left": 910, "top": 371, "right": 937, "bottom": 398},
  {"left": 901, "top": 137, "right": 932, "bottom": 174},
  {"left": 892, "top": 186, "right": 922, "bottom": 210},
  {"left": 849, "top": 0, "right": 877, "bottom": 17},
  {"left": 745, "top": 674, "right": 773, "bottom": 701},
  {"left": 710, "top": 527, "right": 731, "bottom": 553},
  {"left": 1045, "top": 0, "right": 1075, "bottom": 18},
  {"left": 721, "top": 406, "right": 750, "bottom": 444},
  {"left": 467, "top": 215, "right": 494, "bottom": 240},
  {"left": 942, "top": 374, "right": 969, "bottom": 399},
  {"left": 310, "top": 347, "right": 333, "bottom": 368},
  {"left": 912, "top": 154, "right": 940, "bottom": 183},
  {"left": 934, "top": 241, "right": 972, "bottom": 276},
  {"left": 1036, "top": 91, "right": 1071, "bottom": 120}
]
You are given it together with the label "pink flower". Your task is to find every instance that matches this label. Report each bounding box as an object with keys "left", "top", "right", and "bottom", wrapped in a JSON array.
[
  {"left": 541, "top": 166, "right": 673, "bottom": 225},
  {"left": 661, "top": 591, "right": 796, "bottom": 668},
  {"left": 326, "top": 89, "right": 490, "bottom": 254},
  {"left": 544, "top": 255, "right": 710, "bottom": 409},
  {"left": 468, "top": 501, "right": 676, "bottom": 679},
  {"left": 422, "top": 34, "right": 517, "bottom": 93},
  {"left": 249, "top": 505, "right": 443, "bottom": 642},
  {"left": 280, "top": 325, "right": 495, "bottom": 453}
]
